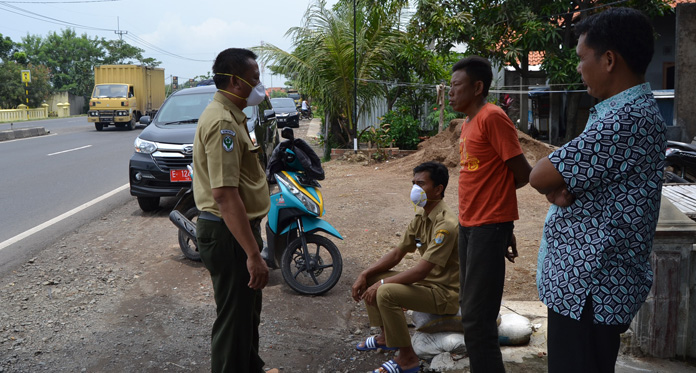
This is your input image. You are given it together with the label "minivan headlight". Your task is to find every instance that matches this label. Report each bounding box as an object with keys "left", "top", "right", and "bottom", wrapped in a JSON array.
[{"left": 134, "top": 137, "right": 157, "bottom": 154}]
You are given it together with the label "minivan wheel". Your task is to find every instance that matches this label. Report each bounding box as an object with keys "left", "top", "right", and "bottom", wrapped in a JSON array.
[{"left": 137, "top": 196, "right": 160, "bottom": 212}]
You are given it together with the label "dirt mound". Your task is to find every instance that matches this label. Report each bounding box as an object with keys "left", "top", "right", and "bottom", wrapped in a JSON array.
[{"left": 387, "top": 118, "right": 557, "bottom": 169}]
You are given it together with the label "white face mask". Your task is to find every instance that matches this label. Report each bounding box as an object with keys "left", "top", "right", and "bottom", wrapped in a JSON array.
[
  {"left": 410, "top": 184, "right": 427, "bottom": 208},
  {"left": 216, "top": 72, "right": 266, "bottom": 106},
  {"left": 245, "top": 81, "right": 266, "bottom": 106}
]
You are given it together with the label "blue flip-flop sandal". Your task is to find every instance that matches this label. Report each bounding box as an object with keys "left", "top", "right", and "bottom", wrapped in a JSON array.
[
  {"left": 355, "top": 336, "right": 399, "bottom": 351},
  {"left": 372, "top": 359, "right": 420, "bottom": 373}
]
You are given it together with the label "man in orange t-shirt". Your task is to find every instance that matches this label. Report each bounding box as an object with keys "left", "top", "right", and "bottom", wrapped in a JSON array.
[{"left": 449, "top": 56, "right": 531, "bottom": 373}]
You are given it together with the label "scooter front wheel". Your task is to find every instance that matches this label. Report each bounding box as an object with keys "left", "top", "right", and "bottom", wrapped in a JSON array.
[{"left": 281, "top": 234, "right": 342, "bottom": 295}]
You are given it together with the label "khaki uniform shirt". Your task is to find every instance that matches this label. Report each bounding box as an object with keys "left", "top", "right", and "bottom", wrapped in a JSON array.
[
  {"left": 192, "top": 92, "right": 270, "bottom": 220},
  {"left": 397, "top": 201, "right": 460, "bottom": 309}
]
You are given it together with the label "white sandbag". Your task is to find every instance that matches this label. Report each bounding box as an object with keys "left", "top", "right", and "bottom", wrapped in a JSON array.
[
  {"left": 412, "top": 309, "right": 463, "bottom": 333},
  {"left": 412, "top": 309, "right": 501, "bottom": 334},
  {"left": 497, "top": 313, "right": 533, "bottom": 345},
  {"left": 411, "top": 331, "right": 466, "bottom": 360}
]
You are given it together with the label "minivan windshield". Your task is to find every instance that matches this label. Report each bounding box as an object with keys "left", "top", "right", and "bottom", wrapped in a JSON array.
[{"left": 157, "top": 92, "right": 214, "bottom": 124}]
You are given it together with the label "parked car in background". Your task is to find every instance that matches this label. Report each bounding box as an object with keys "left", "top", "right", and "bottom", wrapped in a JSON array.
[
  {"left": 270, "top": 97, "right": 300, "bottom": 128},
  {"left": 129, "top": 84, "right": 278, "bottom": 212}
]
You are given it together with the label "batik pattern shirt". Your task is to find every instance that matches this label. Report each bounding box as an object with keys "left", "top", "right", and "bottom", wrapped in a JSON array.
[{"left": 539, "top": 83, "right": 666, "bottom": 324}]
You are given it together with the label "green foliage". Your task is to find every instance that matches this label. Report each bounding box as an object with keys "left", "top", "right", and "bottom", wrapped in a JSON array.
[
  {"left": 411, "top": 0, "right": 671, "bottom": 88},
  {"left": 0, "top": 33, "right": 17, "bottom": 62},
  {"left": 270, "top": 90, "right": 288, "bottom": 98},
  {"left": 0, "top": 62, "right": 52, "bottom": 109},
  {"left": 101, "top": 39, "right": 160, "bottom": 67},
  {"left": 379, "top": 107, "right": 421, "bottom": 150},
  {"left": 21, "top": 29, "right": 104, "bottom": 97},
  {"left": 358, "top": 123, "right": 393, "bottom": 160},
  {"left": 253, "top": 0, "right": 413, "bottom": 146},
  {"left": 426, "top": 102, "right": 461, "bottom": 130}
]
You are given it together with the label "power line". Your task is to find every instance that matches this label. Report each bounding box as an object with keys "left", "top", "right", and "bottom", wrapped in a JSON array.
[
  {"left": 124, "top": 33, "right": 213, "bottom": 63},
  {"left": 0, "top": 2, "right": 113, "bottom": 31},
  {"left": 0, "top": 2, "right": 214, "bottom": 63},
  {"left": 359, "top": 78, "right": 588, "bottom": 94}
]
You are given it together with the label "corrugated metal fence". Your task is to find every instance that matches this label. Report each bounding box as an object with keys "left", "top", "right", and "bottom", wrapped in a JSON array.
[{"left": 357, "top": 98, "right": 436, "bottom": 132}]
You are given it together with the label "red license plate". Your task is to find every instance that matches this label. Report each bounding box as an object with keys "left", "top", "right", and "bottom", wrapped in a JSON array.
[{"left": 170, "top": 169, "right": 191, "bottom": 182}]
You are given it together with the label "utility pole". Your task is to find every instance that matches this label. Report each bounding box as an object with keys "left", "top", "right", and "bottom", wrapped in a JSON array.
[
  {"left": 114, "top": 17, "right": 128, "bottom": 40},
  {"left": 353, "top": 0, "right": 358, "bottom": 152}
]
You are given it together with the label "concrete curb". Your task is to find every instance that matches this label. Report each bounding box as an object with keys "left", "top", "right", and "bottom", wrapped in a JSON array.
[{"left": 0, "top": 127, "right": 48, "bottom": 142}]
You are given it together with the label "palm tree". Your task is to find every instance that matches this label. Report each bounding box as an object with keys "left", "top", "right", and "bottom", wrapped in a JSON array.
[{"left": 253, "top": 0, "right": 404, "bottom": 146}]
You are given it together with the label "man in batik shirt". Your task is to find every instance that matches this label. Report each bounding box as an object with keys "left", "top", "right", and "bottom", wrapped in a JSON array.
[{"left": 529, "top": 8, "right": 667, "bottom": 373}]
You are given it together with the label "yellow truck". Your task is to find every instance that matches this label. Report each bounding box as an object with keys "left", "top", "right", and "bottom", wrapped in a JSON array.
[{"left": 87, "top": 65, "right": 165, "bottom": 131}]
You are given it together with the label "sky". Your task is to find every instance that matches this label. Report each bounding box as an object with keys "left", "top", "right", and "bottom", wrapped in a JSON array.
[{"left": 0, "top": 0, "right": 340, "bottom": 88}]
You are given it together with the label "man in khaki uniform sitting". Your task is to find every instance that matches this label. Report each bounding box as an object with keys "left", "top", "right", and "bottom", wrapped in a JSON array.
[{"left": 352, "top": 161, "right": 460, "bottom": 373}]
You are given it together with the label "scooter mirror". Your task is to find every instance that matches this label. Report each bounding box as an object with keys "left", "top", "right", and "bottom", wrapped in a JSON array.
[{"left": 281, "top": 127, "right": 294, "bottom": 141}]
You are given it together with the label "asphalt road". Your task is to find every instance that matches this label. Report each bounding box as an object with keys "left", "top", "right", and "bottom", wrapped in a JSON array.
[{"left": 0, "top": 117, "right": 145, "bottom": 274}]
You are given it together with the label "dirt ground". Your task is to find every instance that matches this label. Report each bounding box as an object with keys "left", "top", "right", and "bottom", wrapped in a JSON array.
[{"left": 0, "top": 119, "right": 555, "bottom": 372}]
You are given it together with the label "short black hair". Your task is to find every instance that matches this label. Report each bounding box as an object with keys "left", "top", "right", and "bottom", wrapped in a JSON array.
[
  {"left": 452, "top": 56, "right": 493, "bottom": 97},
  {"left": 574, "top": 7, "right": 654, "bottom": 76},
  {"left": 413, "top": 161, "right": 449, "bottom": 199},
  {"left": 212, "top": 48, "right": 257, "bottom": 89}
]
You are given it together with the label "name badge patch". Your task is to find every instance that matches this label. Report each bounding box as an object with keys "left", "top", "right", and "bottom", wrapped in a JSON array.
[{"left": 221, "top": 129, "right": 236, "bottom": 136}]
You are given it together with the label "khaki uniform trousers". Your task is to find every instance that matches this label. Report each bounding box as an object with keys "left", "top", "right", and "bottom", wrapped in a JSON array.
[{"left": 365, "top": 271, "right": 457, "bottom": 348}]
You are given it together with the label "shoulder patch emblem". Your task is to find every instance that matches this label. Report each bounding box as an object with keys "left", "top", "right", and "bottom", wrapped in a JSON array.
[
  {"left": 222, "top": 136, "right": 234, "bottom": 152},
  {"left": 434, "top": 229, "right": 449, "bottom": 245},
  {"left": 221, "top": 129, "right": 236, "bottom": 136}
]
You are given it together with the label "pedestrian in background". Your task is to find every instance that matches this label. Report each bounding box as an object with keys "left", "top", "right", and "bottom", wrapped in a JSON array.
[{"left": 529, "top": 8, "right": 667, "bottom": 372}]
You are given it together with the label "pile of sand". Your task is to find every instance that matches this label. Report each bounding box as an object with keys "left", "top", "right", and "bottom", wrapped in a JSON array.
[{"left": 392, "top": 119, "right": 557, "bottom": 169}]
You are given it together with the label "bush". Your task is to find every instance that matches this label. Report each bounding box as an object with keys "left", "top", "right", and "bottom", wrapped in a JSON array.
[
  {"left": 426, "top": 103, "right": 460, "bottom": 131},
  {"left": 380, "top": 107, "right": 421, "bottom": 150}
]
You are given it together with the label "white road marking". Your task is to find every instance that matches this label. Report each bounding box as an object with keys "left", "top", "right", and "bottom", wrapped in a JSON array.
[
  {"left": 47, "top": 145, "right": 92, "bottom": 156},
  {"left": 0, "top": 183, "right": 130, "bottom": 252}
]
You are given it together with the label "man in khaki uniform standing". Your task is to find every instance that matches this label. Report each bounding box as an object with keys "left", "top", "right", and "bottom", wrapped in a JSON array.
[
  {"left": 352, "top": 161, "right": 459, "bottom": 373},
  {"left": 192, "top": 48, "right": 277, "bottom": 373}
]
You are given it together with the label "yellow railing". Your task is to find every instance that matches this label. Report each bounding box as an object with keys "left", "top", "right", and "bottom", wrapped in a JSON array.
[{"left": 0, "top": 104, "right": 49, "bottom": 123}]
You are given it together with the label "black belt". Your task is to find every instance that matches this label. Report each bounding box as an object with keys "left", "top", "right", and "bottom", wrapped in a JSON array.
[{"left": 199, "top": 211, "right": 263, "bottom": 229}]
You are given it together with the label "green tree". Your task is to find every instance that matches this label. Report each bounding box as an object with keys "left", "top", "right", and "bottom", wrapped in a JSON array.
[
  {"left": 0, "top": 33, "right": 17, "bottom": 62},
  {"left": 254, "top": 0, "right": 405, "bottom": 146},
  {"left": 0, "top": 62, "right": 52, "bottom": 109},
  {"left": 100, "top": 39, "right": 161, "bottom": 67},
  {"left": 410, "top": 0, "right": 673, "bottom": 140},
  {"left": 21, "top": 29, "right": 104, "bottom": 97}
]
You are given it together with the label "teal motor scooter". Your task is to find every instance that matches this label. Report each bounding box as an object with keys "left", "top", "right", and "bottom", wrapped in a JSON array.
[{"left": 262, "top": 127, "right": 343, "bottom": 295}]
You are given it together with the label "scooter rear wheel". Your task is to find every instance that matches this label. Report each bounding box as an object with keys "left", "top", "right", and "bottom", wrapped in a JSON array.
[
  {"left": 281, "top": 234, "right": 342, "bottom": 295},
  {"left": 178, "top": 207, "right": 201, "bottom": 261}
]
